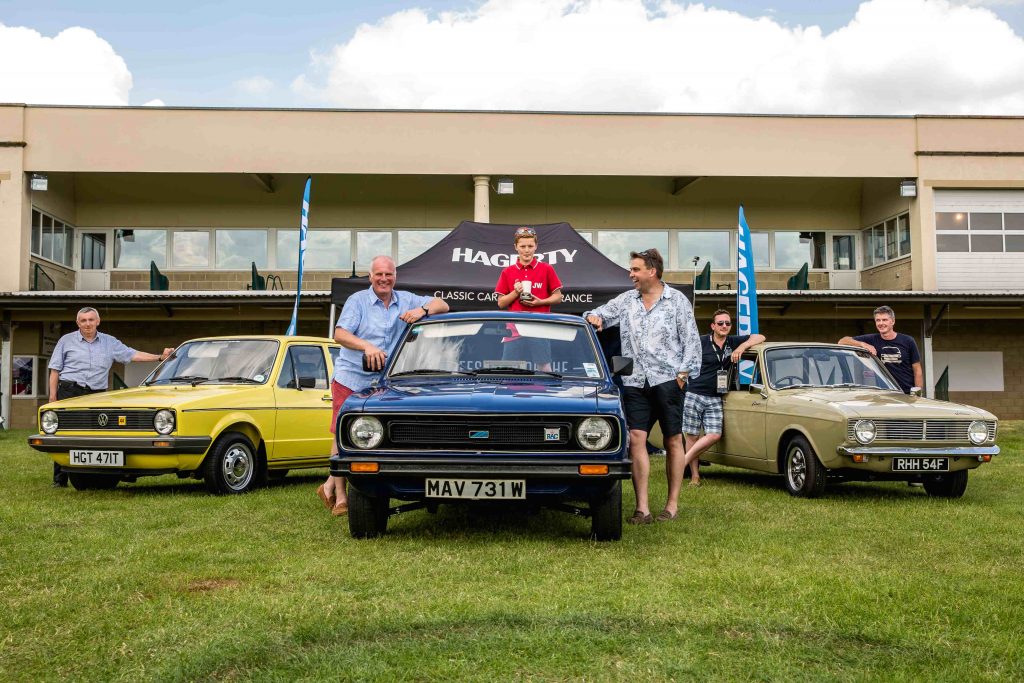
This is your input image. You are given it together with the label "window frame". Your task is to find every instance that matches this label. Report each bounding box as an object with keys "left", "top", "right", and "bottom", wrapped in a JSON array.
[{"left": 30, "top": 208, "right": 75, "bottom": 269}]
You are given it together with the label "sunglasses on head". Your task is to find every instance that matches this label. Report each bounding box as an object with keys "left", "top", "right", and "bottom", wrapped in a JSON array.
[{"left": 514, "top": 227, "right": 537, "bottom": 238}]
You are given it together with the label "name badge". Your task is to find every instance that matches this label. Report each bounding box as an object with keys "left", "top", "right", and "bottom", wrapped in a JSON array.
[{"left": 716, "top": 369, "right": 729, "bottom": 394}]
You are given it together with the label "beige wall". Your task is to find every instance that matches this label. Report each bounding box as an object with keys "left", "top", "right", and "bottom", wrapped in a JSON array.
[
  {"left": 19, "top": 106, "right": 918, "bottom": 178},
  {"left": 29, "top": 257, "right": 76, "bottom": 291},
  {"left": 860, "top": 257, "right": 912, "bottom": 291}
]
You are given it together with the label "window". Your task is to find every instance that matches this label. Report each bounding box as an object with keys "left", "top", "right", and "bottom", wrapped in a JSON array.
[
  {"left": 172, "top": 231, "right": 210, "bottom": 268},
  {"left": 933, "top": 210, "right": 1024, "bottom": 254},
  {"left": 12, "top": 356, "right": 45, "bottom": 398},
  {"left": 862, "top": 212, "right": 910, "bottom": 266},
  {"left": 114, "top": 229, "right": 167, "bottom": 268},
  {"left": 595, "top": 230, "right": 669, "bottom": 267},
  {"left": 751, "top": 232, "right": 770, "bottom": 268},
  {"left": 278, "top": 345, "right": 329, "bottom": 390},
  {"left": 216, "top": 229, "right": 268, "bottom": 269},
  {"left": 774, "top": 231, "right": 825, "bottom": 270},
  {"left": 832, "top": 235, "right": 855, "bottom": 270},
  {"left": 30, "top": 209, "right": 75, "bottom": 268},
  {"left": 398, "top": 230, "right": 448, "bottom": 264},
  {"left": 356, "top": 232, "right": 393, "bottom": 269},
  {"left": 678, "top": 231, "right": 730, "bottom": 270}
]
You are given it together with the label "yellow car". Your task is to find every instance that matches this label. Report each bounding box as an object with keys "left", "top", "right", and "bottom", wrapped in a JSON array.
[{"left": 28, "top": 335, "right": 340, "bottom": 494}]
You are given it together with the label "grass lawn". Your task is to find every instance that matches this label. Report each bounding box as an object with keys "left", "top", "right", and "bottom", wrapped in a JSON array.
[{"left": 2, "top": 426, "right": 1023, "bottom": 682}]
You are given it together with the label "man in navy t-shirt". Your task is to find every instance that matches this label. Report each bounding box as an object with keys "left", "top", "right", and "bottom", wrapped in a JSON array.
[{"left": 839, "top": 305, "right": 922, "bottom": 394}]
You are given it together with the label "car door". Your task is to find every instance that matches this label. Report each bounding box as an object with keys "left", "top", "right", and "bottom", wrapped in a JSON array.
[
  {"left": 715, "top": 352, "right": 770, "bottom": 470},
  {"left": 272, "top": 343, "right": 333, "bottom": 465}
]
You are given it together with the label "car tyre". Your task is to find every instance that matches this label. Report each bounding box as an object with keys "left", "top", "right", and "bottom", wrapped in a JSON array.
[
  {"left": 68, "top": 472, "right": 121, "bottom": 491},
  {"left": 203, "top": 432, "right": 259, "bottom": 494},
  {"left": 923, "top": 470, "right": 968, "bottom": 498},
  {"left": 590, "top": 481, "right": 622, "bottom": 541},
  {"left": 783, "top": 435, "right": 827, "bottom": 498},
  {"left": 348, "top": 486, "right": 389, "bottom": 538}
]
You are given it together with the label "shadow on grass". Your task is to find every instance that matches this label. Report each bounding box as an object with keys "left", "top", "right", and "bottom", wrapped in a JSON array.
[
  {"left": 60, "top": 469, "right": 330, "bottom": 497},
  {"left": 700, "top": 466, "right": 952, "bottom": 501}
]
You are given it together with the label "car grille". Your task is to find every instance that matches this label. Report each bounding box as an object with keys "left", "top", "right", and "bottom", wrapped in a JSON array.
[
  {"left": 55, "top": 409, "right": 158, "bottom": 431},
  {"left": 354, "top": 414, "right": 617, "bottom": 452},
  {"left": 847, "top": 419, "right": 997, "bottom": 442}
]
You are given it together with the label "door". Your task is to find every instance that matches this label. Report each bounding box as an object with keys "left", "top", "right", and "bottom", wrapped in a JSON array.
[
  {"left": 77, "top": 231, "right": 110, "bottom": 290},
  {"left": 272, "top": 344, "right": 334, "bottom": 465},
  {"left": 829, "top": 233, "right": 859, "bottom": 289},
  {"left": 715, "top": 354, "right": 769, "bottom": 468}
]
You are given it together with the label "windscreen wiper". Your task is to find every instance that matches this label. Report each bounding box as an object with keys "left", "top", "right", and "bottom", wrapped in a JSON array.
[
  {"left": 162, "top": 375, "right": 209, "bottom": 386},
  {"left": 214, "top": 376, "right": 262, "bottom": 383},
  {"left": 775, "top": 382, "right": 820, "bottom": 390},
  {"left": 474, "top": 367, "right": 563, "bottom": 378},
  {"left": 390, "top": 369, "right": 477, "bottom": 377}
]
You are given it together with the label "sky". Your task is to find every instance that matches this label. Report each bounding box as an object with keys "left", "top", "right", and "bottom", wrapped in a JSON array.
[{"left": 2, "top": 0, "right": 1024, "bottom": 114}]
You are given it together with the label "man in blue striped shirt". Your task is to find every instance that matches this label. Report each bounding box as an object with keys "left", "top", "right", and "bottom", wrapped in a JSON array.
[{"left": 47, "top": 307, "right": 174, "bottom": 486}]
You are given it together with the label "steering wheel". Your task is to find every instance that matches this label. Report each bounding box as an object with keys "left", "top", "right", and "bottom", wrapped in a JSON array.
[{"left": 773, "top": 375, "right": 804, "bottom": 388}]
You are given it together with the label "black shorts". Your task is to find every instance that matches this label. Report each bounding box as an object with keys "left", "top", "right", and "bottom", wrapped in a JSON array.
[{"left": 622, "top": 379, "right": 684, "bottom": 437}]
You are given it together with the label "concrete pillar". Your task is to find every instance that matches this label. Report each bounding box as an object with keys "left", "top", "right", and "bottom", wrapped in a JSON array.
[{"left": 473, "top": 175, "right": 490, "bottom": 223}]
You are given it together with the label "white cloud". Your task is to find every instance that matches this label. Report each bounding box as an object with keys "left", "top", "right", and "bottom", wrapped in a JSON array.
[
  {"left": 0, "top": 24, "right": 132, "bottom": 105},
  {"left": 143, "top": 99, "right": 166, "bottom": 107},
  {"left": 293, "top": 0, "right": 1024, "bottom": 114},
  {"left": 234, "top": 76, "right": 274, "bottom": 96}
]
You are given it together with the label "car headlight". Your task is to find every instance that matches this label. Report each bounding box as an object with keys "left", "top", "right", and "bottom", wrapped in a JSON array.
[
  {"left": 577, "top": 417, "right": 613, "bottom": 451},
  {"left": 968, "top": 420, "right": 988, "bottom": 445},
  {"left": 349, "top": 416, "right": 384, "bottom": 449},
  {"left": 153, "top": 409, "right": 175, "bottom": 435},
  {"left": 854, "top": 419, "right": 876, "bottom": 444},
  {"left": 41, "top": 410, "right": 59, "bottom": 434}
]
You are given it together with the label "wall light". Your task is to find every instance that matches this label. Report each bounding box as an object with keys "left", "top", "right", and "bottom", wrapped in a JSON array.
[
  {"left": 899, "top": 179, "right": 917, "bottom": 198},
  {"left": 495, "top": 177, "right": 514, "bottom": 195},
  {"left": 30, "top": 173, "right": 48, "bottom": 191}
]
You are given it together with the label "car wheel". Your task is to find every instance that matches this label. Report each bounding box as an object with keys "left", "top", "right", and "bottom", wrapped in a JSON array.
[
  {"left": 590, "top": 481, "right": 623, "bottom": 541},
  {"left": 783, "top": 435, "right": 826, "bottom": 498},
  {"left": 68, "top": 473, "right": 121, "bottom": 491},
  {"left": 348, "top": 486, "right": 390, "bottom": 539},
  {"left": 923, "top": 470, "right": 968, "bottom": 498},
  {"left": 267, "top": 469, "right": 289, "bottom": 481},
  {"left": 203, "top": 432, "right": 259, "bottom": 494}
]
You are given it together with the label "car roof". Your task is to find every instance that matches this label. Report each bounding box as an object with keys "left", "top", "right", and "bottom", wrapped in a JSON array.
[
  {"left": 753, "top": 341, "right": 868, "bottom": 351},
  {"left": 183, "top": 335, "right": 337, "bottom": 344},
  {"left": 425, "top": 311, "right": 587, "bottom": 324}
]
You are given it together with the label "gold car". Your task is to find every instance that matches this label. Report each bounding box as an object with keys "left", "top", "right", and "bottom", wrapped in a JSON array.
[
  {"left": 698, "top": 342, "right": 999, "bottom": 498},
  {"left": 28, "top": 335, "right": 340, "bottom": 494}
]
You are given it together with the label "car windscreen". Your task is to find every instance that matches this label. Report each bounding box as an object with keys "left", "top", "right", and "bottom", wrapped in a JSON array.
[
  {"left": 763, "top": 347, "right": 899, "bottom": 391},
  {"left": 145, "top": 339, "right": 280, "bottom": 385},
  {"left": 388, "top": 320, "right": 604, "bottom": 379}
]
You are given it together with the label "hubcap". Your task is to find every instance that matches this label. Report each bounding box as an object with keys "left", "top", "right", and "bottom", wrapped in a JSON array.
[
  {"left": 222, "top": 443, "right": 253, "bottom": 490},
  {"left": 788, "top": 447, "right": 806, "bottom": 489}
]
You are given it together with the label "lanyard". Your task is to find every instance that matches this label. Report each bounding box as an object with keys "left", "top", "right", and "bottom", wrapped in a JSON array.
[{"left": 710, "top": 335, "right": 730, "bottom": 369}]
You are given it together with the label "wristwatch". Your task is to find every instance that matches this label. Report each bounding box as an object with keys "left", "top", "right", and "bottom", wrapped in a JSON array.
[
  {"left": 676, "top": 372, "right": 688, "bottom": 381},
  {"left": 421, "top": 305, "right": 429, "bottom": 316}
]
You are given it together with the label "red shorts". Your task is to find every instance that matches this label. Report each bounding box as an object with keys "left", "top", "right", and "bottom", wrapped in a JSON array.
[{"left": 329, "top": 380, "right": 355, "bottom": 434}]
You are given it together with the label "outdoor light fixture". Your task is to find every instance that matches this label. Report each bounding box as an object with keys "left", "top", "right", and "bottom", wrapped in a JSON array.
[
  {"left": 30, "top": 173, "right": 48, "bottom": 191},
  {"left": 899, "top": 179, "right": 917, "bottom": 198},
  {"left": 495, "top": 177, "right": 514, "bottom": 195}
]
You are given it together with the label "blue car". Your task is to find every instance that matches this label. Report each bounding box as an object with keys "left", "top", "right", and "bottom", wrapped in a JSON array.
[{"left": 330, "top": 311, "right": 633, "bottom": 540}]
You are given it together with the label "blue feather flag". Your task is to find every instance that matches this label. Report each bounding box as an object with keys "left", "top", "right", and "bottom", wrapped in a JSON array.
[
  {"left": 736, "top": 205, "right": 760, "bottom": 384},
  {"left": 286, "top": 176, "right": 312, "bottom": 336}
]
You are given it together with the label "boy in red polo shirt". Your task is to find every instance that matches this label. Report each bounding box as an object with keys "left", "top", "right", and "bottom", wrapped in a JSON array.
[{"left": 495, "top": 226, "right": 564, "bottom": 369}]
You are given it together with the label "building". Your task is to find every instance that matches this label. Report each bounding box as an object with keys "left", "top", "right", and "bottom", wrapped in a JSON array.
[{"left": 1, "top": 104, "right": 1022, "bottom": 427}]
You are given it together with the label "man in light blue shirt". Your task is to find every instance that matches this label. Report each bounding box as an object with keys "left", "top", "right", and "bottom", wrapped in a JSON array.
[
  {"left": 585, "top": 249, "right": 701, "bottom": 525},
  {"left": 317, "top": 256, "right": 449, "bottom": 516},
  {"left": 47, "top": 306, "right": 174, "bottom": 486}
]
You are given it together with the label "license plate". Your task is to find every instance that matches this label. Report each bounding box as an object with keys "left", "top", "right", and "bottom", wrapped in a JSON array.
[
  {"left": 69, "top": 450, "right": 124, "bottom": 467},
  {"left": 891, "top": 457, "right": 949, "bottom": 472},
  {"left": 425, "top": 478, "right": 525, "bottom": 500}
]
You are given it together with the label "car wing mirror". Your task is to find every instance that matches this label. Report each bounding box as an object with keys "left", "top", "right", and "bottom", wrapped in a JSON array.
[
  {"left": 611, "top": 356, "right": 633, "bottom": 376},
  {"left": 750, "top": 382, "right": 768, "bottom": 399},
  {"left": 297, "top": 376, "right": 317, "bottom": 389}
]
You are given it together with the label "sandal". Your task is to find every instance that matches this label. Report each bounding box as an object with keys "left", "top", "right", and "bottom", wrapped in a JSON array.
[
  {"left": 655, "top": 509, "right": 678, "bottom": 522},
  {"left": 627, "top": 510, "right": 654, "bottom": 525},
  {"left": 316, "top": 483, "right": 336, "bottom": 510}
]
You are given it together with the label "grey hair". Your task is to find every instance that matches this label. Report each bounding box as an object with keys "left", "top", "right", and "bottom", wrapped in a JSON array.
[
  {"left": 873, "top": 305, "right": 895, "bottom": 320},
  {"left": 77, "top": 306, "right": 100, "bottom": 320}
]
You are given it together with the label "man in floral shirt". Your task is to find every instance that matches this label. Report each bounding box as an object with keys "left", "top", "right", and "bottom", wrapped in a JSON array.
[{"left": 584, "top": 249, "right": 701, "bottom": 524}]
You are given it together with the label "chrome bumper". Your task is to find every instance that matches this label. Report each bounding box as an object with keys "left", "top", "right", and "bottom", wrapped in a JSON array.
[{"left": 836, "top": 445, "right": 1000, "bottom": 457}]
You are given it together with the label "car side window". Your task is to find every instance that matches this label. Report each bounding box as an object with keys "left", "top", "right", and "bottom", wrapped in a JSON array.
[
  {"left": 278, "top": 346, "right": 328, "bottom": 390},
  {"left": 328, "top": 346, "right": 340, "bottom": 373}
]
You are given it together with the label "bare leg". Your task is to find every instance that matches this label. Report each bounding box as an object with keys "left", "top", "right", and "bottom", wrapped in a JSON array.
[
  {"left": 629, "top": 429, "right": 651, "bottom": 515},
  {"left": 326, "top": 439, "right": 348, "bottom": 505},
  {"left": 682, "top": 433, "right": 721, "bottom": 484},
  {"left": 683, "top": 433, "right": 698, "bottom": 480},
  {"left": 663, "top": 433, "right": 685, "bottom": 514}
]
